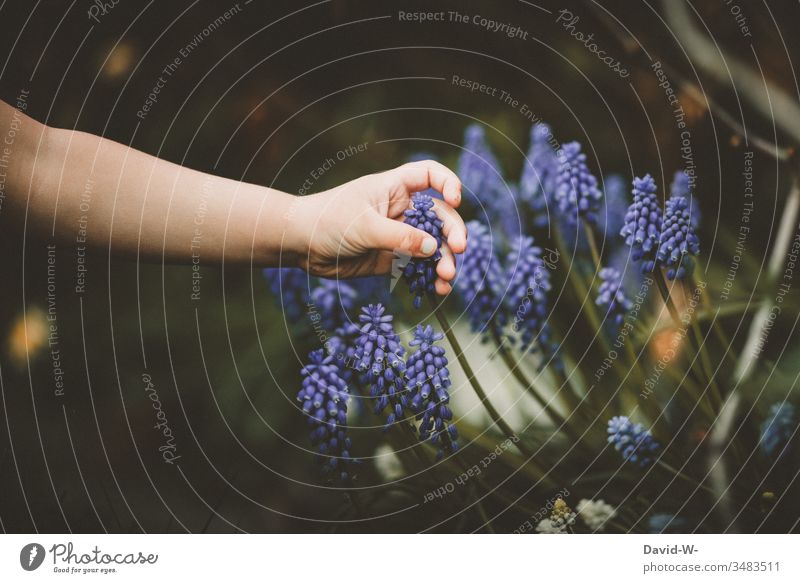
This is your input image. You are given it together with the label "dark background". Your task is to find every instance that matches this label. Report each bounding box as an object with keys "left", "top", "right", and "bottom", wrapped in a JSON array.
[{"left": 0, "top": 0, "right": 798, "bottom": 532}]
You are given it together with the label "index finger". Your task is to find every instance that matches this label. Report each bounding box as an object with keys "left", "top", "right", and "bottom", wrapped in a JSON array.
[{"left": 394, "top": 159, "right": 462, "bottom": 208}]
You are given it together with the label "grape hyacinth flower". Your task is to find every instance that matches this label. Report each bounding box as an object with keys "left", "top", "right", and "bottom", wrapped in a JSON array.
[
  {"left": 263, "top": 267, "right": 310, "bottom": 321},
  {"left": 402, "top": 192, "right": 443, "bottom": 308},
  {"left": 297, "top": 349, "right": 353, "bottom": 481},
  {"left": 759, "top": 402, "right": 796, "bottom": 458},
  {"left": 554, "top": 141, "right": 603, "bottom": 225},
  {"left": 456, "top": 220, "right": 507, "bottom": 340},
  {"left": 598, "top": 173, "right": 629, "bottom": 241},
  {"left": 353, "top": 304, "right": 408, "bottom": 429},
  {"left": 656, "top": 195, "right": 700, "bottom": 280},
  {"left": 620, "top": 174, "right": 662, "bottom": 274},
  {"left": 669, "top": 170, "right": 700, "bottom": 229},
  {"left": 607, "top": 416, "right": 660, "bottom": 467},
  {"left": 458, "top": 124, "right": 505, "bottom": 212},
  {"left": 520, "top": 123, "right": 558, "bottom": 227},
  {"left": 596, "top": 267, "right": 633, "bottom": 332},
  {"left": 326, "top": 321, "right": 361, "bottom": 382},
  {"left": 405, "top": 325, "right": 459, "bottom": 459},
  {"left": 349, "top": 275, "right": 391, "bottom": 307},
  {"left": 505, "top": 235, "right": 555, "bottom": 352},
  {"left": 309, "top": 279, "right": 357, "bottom": 332},
  {"left": 670, "top": 169, "right": 692, "bottom": 199},
  {"left": 576, "top": 499, "right": 617, "bottom": 532},
  {"left": 608, "top": 246, "right": 646, "bottom": 299}
]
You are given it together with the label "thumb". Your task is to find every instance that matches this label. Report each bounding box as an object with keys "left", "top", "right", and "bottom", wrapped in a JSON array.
[{"left": 369, "top": 217, "right": 438, "bottom": 258}]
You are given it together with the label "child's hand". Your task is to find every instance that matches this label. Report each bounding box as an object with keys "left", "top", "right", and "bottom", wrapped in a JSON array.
[{"left": 288, "top": 160, "right": 466, "bottom": 295}]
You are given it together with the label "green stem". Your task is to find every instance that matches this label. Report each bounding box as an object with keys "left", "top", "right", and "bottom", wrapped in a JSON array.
[
  {"left": 553, "top": 229, "right": 604, "bottom": 333},
  {"left": 657, "top": 460, "right": 717, "bottom": 497},
  {"left": 654, "top": 272, "right": 683, "bottom": 326},
  {"left": 642, "top": 301, "right": 763, "bottom": 336},
  {"left": 654, "top": 272, "right": 724, "bottom": 417},
  {"left": 696, "top": 278, "right": 741, "bottom": 367},
  {"left": 427, "top": 295, "right": 539, "bottom": 464},
  {"left": 582, "top": 219, "right": 602, "bottom": 269},
  {"left": 490, "top": 330, "right": 579, "bottom": 438},
  {"left": 471, "top": 483, "right": 496, "bottom": 533}
]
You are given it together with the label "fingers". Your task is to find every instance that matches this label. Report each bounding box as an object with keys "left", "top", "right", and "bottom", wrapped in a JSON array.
[
  {"left": 436, "top": 242, "right": 456, "bottom": 281},
  {"left": 369, "top": 235, "right": 456, "bottom": 296},
  {"left": 369, "top": 216, "right": 438, "bottom": 258},
  {"left": 393, "top": 159, "right": 462, "bottom": 208},
  {"left": 432, "top": 198, "right": 467, "bottom": 254},
  {"left": 434, "top": 242, "right": 456, "bottom": 297},
  {"left": 435, "top": 278, "right": 452, "bottom": 295},
  {"left": 370, "top": 250, "right": 396, "bottom": 275}
]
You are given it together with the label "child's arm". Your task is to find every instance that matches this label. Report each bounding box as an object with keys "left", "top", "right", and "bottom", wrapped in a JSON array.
[{"left": 1, "top": 100, "right": 465, "bottom": 293}]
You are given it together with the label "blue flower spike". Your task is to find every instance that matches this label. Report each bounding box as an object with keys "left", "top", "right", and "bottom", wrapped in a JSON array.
[
  {"left": 403, "top": 192, "right": 443, "bottom": 309},
  {"left": 263, "top": 267, "right": 310, "bottom": 321},
  {"left": 455, "top": 220, "right": 507, "bottom": 340},
  {"left": 309, "top": 279, "right": 357, "bottom": 332},
  {"left": 505, "top": 235, "right": 551, "bottom": 349},
  {"left": 554, "top": 141, "right": 603, "bottom": 225},
  {"left": 596, "top": 267, "right": 633, "bottom": 332},
  {"left": 298, "top": 349, "right": 353, "bottom": 482},
  {"left": 656, "top": 195, "right": 700, "bottom": 280},
  {"left": 406, "top": 325, "right": 459, "bottom": 459},
  {"left": 520, "top": 123, "right": 558, "bottom": 226},
  {"left": 607, "top": 416, "right": 660, "bottom": 467},
  {"left": 353, "top": 304, "right": 408, "bottom": 430},
  {"left": 760, "top": 402, "right": 796, "bottom": 458},
  {"left": 620, "top": 174, "right": 663, "bottom": 274},
  {"left": 458, "top": 124, "right": 505, "bottom": 211}
]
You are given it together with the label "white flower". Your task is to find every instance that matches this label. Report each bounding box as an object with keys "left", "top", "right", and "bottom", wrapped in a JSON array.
[
  {"left": 550, "top": 497, "right": 576, "bottom": 528},
  {"left": 576, "top": 498, "right": 617, "bottom": 531},
  {"left": 373, "top": 444, "right": 404, "bottom": 481},
  {"left": 535, "top": 518, "right": 567, "bottom": 534}
]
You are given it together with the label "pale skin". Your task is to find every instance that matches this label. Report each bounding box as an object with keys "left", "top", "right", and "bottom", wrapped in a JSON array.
[{"left": 0, "top": 99, "right": 466, "bottom": 294}]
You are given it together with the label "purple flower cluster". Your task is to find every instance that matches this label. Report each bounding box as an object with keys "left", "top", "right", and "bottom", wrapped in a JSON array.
[
  {"left": 505, "top": 235, "right": 552, "bottom": 350},
  {"left": 403, "top": 192, "right": 443, "bottom": 308},
  {"left": 656, "top": 196, "right": 700, "bottom": 280},
  {"left": 520, "top": 123, "right": 558, "bottom": 227},
  {"left": 458, "top": 124, "right": 505, "bottom": 212},
  {"left": 406, "top": 325, "right": 459, "bottom": 458},
  {"left": 456, "top": 220, "right": 507, "bottom": 340},
  {"left": 298, "top": 349, "right": 353, "bottom": 481},
  {"left": 596, "top": 267, "right": 633, "bottom": 332},
  {"left": 598, "top": 174, "right": 629, "bottom": 241},
  {"left": 669, "top": 170, "right": 700, "bottom": 229},
  {"left": 607, "top": 416, "right": 660, "bottom": 467},
  {"left": 554, "top": 141, "right": 603, "bottom": 225},
  {"left": 263, "top": 267, "right": 309, "bottom": 321},
  {"left": 621, "top": 173, "right": 701, "bottom": 280},
  {"left": 353, "top": 304, "right": 408, "bottom": 429},
  {"left": 620, "top": 174, "right": 662, "bottom": 274},
  {"left": 309, "top": 279, "right": 357, "bottom": 332}
]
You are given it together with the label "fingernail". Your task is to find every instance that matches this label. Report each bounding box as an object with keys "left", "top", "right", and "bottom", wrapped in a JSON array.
[{"left": 421, "top": 238, "right": 436, "bottom": 255}]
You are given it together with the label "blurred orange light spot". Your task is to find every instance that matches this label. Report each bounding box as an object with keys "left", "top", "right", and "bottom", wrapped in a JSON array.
[
  {"left": 104, "top": 42, "right": 135, "bottom": 79},
  {"left": 7, "top": 307, "right": 48, "bottom": 367},
  {"left": 649, "top": 327, "right": 684, "bottom": 364}
]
